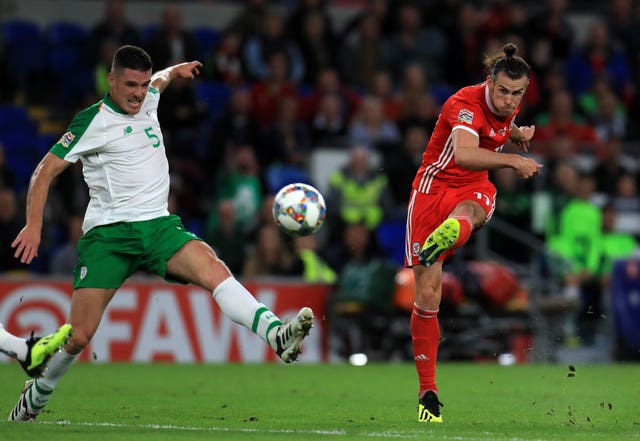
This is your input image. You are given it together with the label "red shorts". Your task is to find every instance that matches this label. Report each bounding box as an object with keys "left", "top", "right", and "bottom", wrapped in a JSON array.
[{"left": 404, "top": 181, "right": 497, "bottom": 267}]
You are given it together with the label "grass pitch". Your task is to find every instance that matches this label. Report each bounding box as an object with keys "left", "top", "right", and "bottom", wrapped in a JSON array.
[{"left": 0, "top": 362, "right": 638, "bottom": 440}]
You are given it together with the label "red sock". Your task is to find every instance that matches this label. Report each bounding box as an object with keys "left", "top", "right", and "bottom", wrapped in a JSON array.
[
  {"left": 453, "top": 215, "right": 473, "bottom": 248},
  {"left": 411, "top": 305, "right": 440, "bottom": 395}
]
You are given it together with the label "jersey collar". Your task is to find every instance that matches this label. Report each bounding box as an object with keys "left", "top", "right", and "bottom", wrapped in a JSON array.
[{"left": 103, "top": 93, "right": 129, "bottom": 115}]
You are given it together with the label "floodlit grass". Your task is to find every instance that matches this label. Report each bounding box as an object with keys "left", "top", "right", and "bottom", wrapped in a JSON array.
[{"left": 0, "top": 362, "right": 639, "bottom": 440}]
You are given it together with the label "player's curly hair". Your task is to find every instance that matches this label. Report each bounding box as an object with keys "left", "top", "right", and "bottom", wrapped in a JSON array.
[
  {"left": 483, "top": 43, "right": 531, "bottom": 80},
  {"left": 112, "top": 45, "right": 153, "bottom": 73}
]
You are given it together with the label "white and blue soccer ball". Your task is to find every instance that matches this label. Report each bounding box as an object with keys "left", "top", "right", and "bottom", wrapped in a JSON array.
[{"left": 272, "top": 183, "right": 326, "bottom": 237}]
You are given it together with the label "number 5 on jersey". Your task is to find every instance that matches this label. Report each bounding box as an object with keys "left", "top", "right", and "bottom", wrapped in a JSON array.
[{"left": 144, "top": 127, "right": 161, "bottom": 148}]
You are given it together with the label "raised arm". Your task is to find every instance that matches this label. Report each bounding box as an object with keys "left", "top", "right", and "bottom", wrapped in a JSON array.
[
  {"left": 452, "top": 128, "right": 542, "bottom": 179},
  {"left": 150, "top": 61, "right": 202, "bottom": 93},
  {"left": 12, "top": 153, "right": 70, "bottom": 264}
]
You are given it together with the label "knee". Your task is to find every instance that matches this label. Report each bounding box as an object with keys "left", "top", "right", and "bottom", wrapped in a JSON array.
[
  {"left": 66, "top": 328, "right": 93, "bottom": 355},
  {"left": 414, "top": 283, "right": 439, "bottom": 309}
]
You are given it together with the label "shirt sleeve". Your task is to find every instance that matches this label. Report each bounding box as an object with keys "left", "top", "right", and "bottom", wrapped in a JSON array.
[
  {"left": 446, "top": 97, "right": 483, "bottom": 137},
  {"left": 50, "top": 103, "right": 104, "bottom": 162}
]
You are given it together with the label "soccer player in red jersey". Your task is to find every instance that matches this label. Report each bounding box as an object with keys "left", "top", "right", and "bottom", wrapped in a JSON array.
[{"left": 406, "top": 43, "right": 542, "bottom": 423}]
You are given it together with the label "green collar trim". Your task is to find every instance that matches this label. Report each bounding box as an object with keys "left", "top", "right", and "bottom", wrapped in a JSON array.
[{"left": 103, "top": 93, "right": 128, "bottom": 115}]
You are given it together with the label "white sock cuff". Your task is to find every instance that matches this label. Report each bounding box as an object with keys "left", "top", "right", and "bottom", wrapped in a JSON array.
[{"left": 212, "top": 276, "right": 234, "bottom": 299}]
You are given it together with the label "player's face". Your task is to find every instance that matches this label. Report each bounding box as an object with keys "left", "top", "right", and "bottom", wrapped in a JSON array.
[
  {"left": 108, "top": 68, "right": 152, "bottom": 115},
  {"left": 487, "top": 72, "right": 528, "bottom": 117}
]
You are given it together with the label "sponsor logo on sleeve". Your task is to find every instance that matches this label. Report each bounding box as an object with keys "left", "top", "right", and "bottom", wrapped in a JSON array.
[
  {"left": 58, "top": 131, "right": 75, "bottom": 148},
  {"left": 457, "top": 109, "right": 474, "bottom": 124}
]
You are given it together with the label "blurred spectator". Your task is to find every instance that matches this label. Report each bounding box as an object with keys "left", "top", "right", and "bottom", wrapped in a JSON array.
[
  {"left": 242, "top": 223, "right": 301, "bottom": 278},
  {"left": 565, "top": 20, "right": 632, "bottom": 102},
  {"left": 326, "top": 144, "right": 394, "bottom": 233},
  {"left": 293, "top": 235, "right": 336, "bottom": 284},
  {"left": 326, "top": 221, "right": 396, "bottom": 360},
  {"left": 381, "top": 123, "right": 425, "bottom": 209},
  {"left": 478, "top": 0, "right": 510, "bottom": 41},
  {"left": 145, "top": 3, "right": 199, "bottom": 70},
  {"left": 49, "top": 214, "right": 83, "bottom": 275},
  {"left": 299, "top": 68, "right": 360, "bottom": 126},
  {"left": 286, "top": 0, "right": 336, "bottom": 45},
  {"left": 396, "top": 63, "right": 443, "bottom": 127},
  {"left": 592, "top": 137, "right": 638, "bottom": 196},
  {"left": 0, "top": 188, "right": 29, "bottom": 273},
  {"left": 491, "top": 168, "right": 534, "bottom": 262},
  {"left": 611, "top": 174, "right": 640, "bottom": 218},
  {"left": 443, "top": 2, "right": 485, "bottom": 88},
  {"left": 599, "top": 202, "right": 638, "bottom": 279},
  {"left": 294, "top": 11, "right": 338, "bottom": 85},
  {"left": 243, "top": 10, "right": 305, "bottom": 83},
  {"left": 589, "top": 89, "right": 629, "bottom": 142},
  {"left": 546, "top": 173, "right": 602, "bottom": 344},
  {"left": 338, "top": 12, "right": 391, "bottom": 90},
  {"left": 204, "top": 199, "right": 248, "bottom": 275},
  {"left": 207, "top": 87, "right": 261, "bottom": 172},
  {"left": 250, "top": 50, "right": 300, "bottom": 128},
  {"left": 227, "top": 0, "right": 268, "bottom": 43},
  {"left": 534, "top": 89, "right": 599, "bottom": 157},
  {"left": 204, "top": 30, "right": 245, "bottom": 85},
  {"left": 347, "top": 95, "right": 401, "bottom": 150},
  {"left": 207, "top": 145, "right": 263, "bottom": 235},
  {"left": 340, "top": 0, "right": 396, "bottom": 42},
  {"left": 87, "top": 0, "right": 140, "bottom": 67},
  {"left": 386, "top": 3, "right": 446, "bottom": 84},
  {"left": 260, "top": 95, "right": 311, "bottom": 167},
  {"left": 539, "top": 160, "right": 579, "bottom": 238},
  {"left": 309, "top": 92, "right": 349, "bottom": 147},
  {"left": 527, "top": 0, "right": 574, "bottom": 62},
  {"left": 94, "top": 39, "right": 118, "bottom": 97},
  {"left": 368, "top": 70, "right": 402, "bottom": 122},
  {"left": 606, "top": 0, "right": 640, "bottom": 82},
  {"left": 502, "top": 1, "right": 533, "bottom": 43}
]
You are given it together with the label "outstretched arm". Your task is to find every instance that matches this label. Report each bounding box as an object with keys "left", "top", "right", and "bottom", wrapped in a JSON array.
[
  {"left": 12, "top": 153, "right": 70, "bottom": 264},
  {"left": 150, "top": 61, "right": 202, "bottom": 93}
]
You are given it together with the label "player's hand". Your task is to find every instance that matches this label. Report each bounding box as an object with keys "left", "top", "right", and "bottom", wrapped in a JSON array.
[
  {"left": 175, "top": 61, "right": 202, "bottom": 80},
  {"left": 512, "top": 155, "right": 543, "bottom": 179},
  {"left": 11, "top": 225, "right": 41, "bottom": 264},
  {"left": 513, "top": 125, "right": 535, "bottom": 152}
]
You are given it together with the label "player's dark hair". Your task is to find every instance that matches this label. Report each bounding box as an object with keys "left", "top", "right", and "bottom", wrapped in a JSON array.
[
  {"left": 112, "top": 45, "right": 153, "bottom": 73},
  {"left": 484, "top": 43, "right": 531, "bottom": 81}
]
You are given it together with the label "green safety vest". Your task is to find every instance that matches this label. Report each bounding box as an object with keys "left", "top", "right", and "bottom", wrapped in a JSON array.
[
  {"left": 329, "top": 170, "right": 387, "bottom": 229},
  {"left": 298, "top": 249, "right": 337, "bottom": 283}
]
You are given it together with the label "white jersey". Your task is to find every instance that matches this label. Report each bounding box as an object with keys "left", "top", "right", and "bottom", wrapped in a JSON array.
[{"left": 51, "top": 87, "right": 170, "bottom": 233}]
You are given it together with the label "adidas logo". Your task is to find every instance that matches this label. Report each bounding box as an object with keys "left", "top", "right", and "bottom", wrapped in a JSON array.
[{"left": 414, "top": 354, "right": 430, "bottom": 361}]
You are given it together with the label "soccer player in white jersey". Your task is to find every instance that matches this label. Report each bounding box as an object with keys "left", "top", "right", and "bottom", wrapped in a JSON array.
[{"left": 7, "top": 45, "right": 314, "bottom": 422}]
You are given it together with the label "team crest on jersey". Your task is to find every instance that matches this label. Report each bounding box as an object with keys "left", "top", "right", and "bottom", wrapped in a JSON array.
[
  {"left": 412, "top": 242, "right": 421, "bottom": 256},
  {"left": 498, "top": 127, "right": 507, "bottom": 136},
  {"left": 58, "top": 131, "right": 75, "bottom": 148},
  {"left": 458, "top": 109, "right": 474, "bottom": 124}
]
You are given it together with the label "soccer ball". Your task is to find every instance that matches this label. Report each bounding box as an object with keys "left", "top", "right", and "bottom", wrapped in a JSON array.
[{"left": 272, "top": 183, "right": 326, "bottom": 237}]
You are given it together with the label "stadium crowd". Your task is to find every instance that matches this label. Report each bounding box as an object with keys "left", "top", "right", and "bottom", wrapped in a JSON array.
[{"left": 1, "top": 0, "right": 640, "bottom": 356}]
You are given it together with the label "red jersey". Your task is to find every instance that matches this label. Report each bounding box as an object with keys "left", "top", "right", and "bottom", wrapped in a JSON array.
[{"left": 412, "top": 82, "right": 521, "bottom": 194}]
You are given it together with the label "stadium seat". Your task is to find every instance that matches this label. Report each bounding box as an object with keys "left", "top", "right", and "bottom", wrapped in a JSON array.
[
  {"left": 139, "top": 24, "right": 159, "bottom": 46},
  {"left": 192, "top": 26, "right": 221, "bottom": 60},
  {"left": 194, "top": 81, "right": 231, "bottom": 118},
  {"left": 376, "top": 220, "right": 407, "bottom": 266},
  {"left": 0, "top": 104, "right": 33, "bottom": 132},
  {"left": 265, "top": 164, "right": 313, "bottom": 194},
  {"left": 46, "top": 21, "right": 87, "bottom": 47},
  {"left": 1, "top": 19, "right": 47, "bottom": 77}
]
